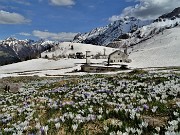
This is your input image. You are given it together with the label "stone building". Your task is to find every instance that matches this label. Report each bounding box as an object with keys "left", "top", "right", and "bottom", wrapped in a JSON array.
[{"left": 108, "top": 50, "right": 129, "bottom": 65}]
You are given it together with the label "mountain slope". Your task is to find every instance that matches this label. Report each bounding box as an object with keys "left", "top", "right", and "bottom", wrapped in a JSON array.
[
  {"left": 128, "top": 26, "right": 180, "bottom": 68},
  {"left": 0, "top": 38, "right": 54, "bottom": 66},
  {"left": 108, "top": 17, "right": 180, "bottom": 48},
  {"left": 0, "top": 45, "right": 21, "bottom": 65}
]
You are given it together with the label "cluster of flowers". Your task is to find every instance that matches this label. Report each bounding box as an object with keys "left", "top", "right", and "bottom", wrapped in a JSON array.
[{"left": 0, "top": 72, "right": 180, "bottom": 134}]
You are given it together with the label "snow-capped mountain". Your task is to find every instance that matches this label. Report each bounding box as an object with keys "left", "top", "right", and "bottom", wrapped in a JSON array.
[
  {"left": 108, "top": 7, "right": 180, "bottom": 48},
  {"left": 0, "top": 38, "right": 55, "bottom": 66},
  {"left": 73, "top": 17, "right": 151, "bottom": 45},
  {"left": 73, "top": 7, "right": 180, "bottom": 47}
]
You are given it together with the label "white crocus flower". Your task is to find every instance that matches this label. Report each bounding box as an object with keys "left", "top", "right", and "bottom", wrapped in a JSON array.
[
  {"left": 118, "top": 121, "right": 122, "bottom": 127},
  {"left": 117, "top": 130, "right": 123, "bottom": 135},
  {"left": 110, "top": 132, "right": 116, "bottom": 135},
  {"left": 167, "top": 126, "right": 175, "bottom": 132},
  {"left": 130, "top": 128, "right": 136, "bottom": 134},
  {"left": 136, "top": 129, "right": 142, "bottom": 135},
  {"left": 35, "top": 122, "right": 41, "bottom": 129},
  {"left": 88, "top": 107, "right": 93, "bottom": 113},
  {"left": 97, "top": 115, "right": 102, "bottom": 120},
  {"left": 151, "top": 106, "right": 158, "bottom": 113},
  {"left": 176, "top": 102, "right": 180, "bottom": 107},
  {"left": 141, "top": 121, "right": 148, "bottom": 128},
  {"left": 55, "top": 122, "right": 60, "bottom": 129},
  {"left": 43, "top": 125, "right": 48, "bottom": 135},
  {"left": 114, "top": 107, "right": 119, "bottom": 113},
  {"left": 99, "top": 108, "right": 103, "bottom": 114},
  {"left": 2, "top": 108, "right": 6, "bottom": 112},
  {"left": 125, "top": 127, "right": 131, "bottom": 133},
  {"left": 155, "top": 127, "right": 160, "bottom": 132},
  {"left": 177, "top": 118, "right": 180, "bottom": 122},
  {"left": 106, "top": 110, "right": 109, "bottom": 114},
  {"left": 173, "top": 111, "right": 179, "bottom": 117},
  {"left": 122, "top": 132, "right": 129, "bottom": 135},
  {"left": 165, "top": 131, "right": 176, "bottom": 135},
  {"left": 103, "top": 125, "right": 109, "bottom": 132},
  {"left": 111, "top": 119, "right": 116, "bottom": 125},
  {"left": 148, "top": 97, "right": 152, "bottom": 102},
  {"left": 72, "top": 124, "right": 78, "bottom": 132},
  {"left": 169, "top": 120, "right": 178, "bottom": 126},
  {"left": 69, "top": 112, "right": 74, "bottom": 119},
  {"left": 17, "top": 130, "right": 23, "bottom": 135},
  {"left": 155, "top": 97, "right": 160, "bottom": 101}
]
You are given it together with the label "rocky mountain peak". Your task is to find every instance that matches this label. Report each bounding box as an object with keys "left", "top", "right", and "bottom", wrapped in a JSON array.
[
  {"left": 73, "top": 17, "right": 150, "bottom": 45},
  {"left": 5, "top": 37, "right": 17, "bottom": 42}
]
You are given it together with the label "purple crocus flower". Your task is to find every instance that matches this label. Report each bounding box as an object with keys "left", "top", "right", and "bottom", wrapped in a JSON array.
[
  {"left": 2, "top": 119, "right": 7, "bottom": 124},
  {"left": 143, "top": 104, "right": 149, "bottom": 110},
  {"left": 135, "top": 107, "right": 140, "bottom": 112},
  {"left": 40, "top": 127, "right": 45, "bottom": 135},
  {"left": 116, "top": 104, "right": 122, "bottom": 108},
  {"left": 84, "top": 93, "right": 90, "bottom": 98}
]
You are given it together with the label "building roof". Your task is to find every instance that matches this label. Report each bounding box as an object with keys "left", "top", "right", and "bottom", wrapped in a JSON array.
[{"left": 109, "top": 50, "right": 127, "bottom": 57}]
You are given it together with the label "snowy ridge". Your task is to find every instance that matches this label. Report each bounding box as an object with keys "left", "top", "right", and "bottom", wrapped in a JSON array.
[
  {"left": 155, "top": 7, "right": 180, "bottom": 21},
  {"left": 73, "top": 17, "right": 151, "bottom": 45},
  {"left": 130, "top": 18, "right": 180, "bottom": 44}
]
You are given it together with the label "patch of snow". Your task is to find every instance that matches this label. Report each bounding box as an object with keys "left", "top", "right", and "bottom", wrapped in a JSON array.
[
  {"left": 0, "top": 58, "right": 109, "bottom": 78},
  {"left": 129, "top": 26, "right": 180, "bottom": 68},
  {"left": 0, "top": 58, "right": 74, "bottom": 74}
]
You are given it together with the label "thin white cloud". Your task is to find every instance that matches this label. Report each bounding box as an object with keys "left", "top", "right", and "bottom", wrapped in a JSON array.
[
  {"left": 12, "top": 0, "right": 31, "bottom": 5},
  {"left": 0, "top": 0, "right": 30, "bottom": 6},
  {"left": 109, "top": 0, "right": 180, "bottom": 21},
  {"left": 89, "top": 5, "right": 95, "bottom": 8},
  {"left": 0, "top": 10, "right": 31, "bottom": 24},
  {"left": 19, "top": 32, "right": 31, "bottom": 36},
  {"left": 49, "top": 0, "right": 75, "bottom": 6},
  {"left": 32, "top": 30, "right": 77, "bottom": 41}
]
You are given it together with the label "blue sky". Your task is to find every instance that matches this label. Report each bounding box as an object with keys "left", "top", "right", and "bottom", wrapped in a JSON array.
[{"left": 0, "top": 0, "right": 179, "bottom": 41}]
